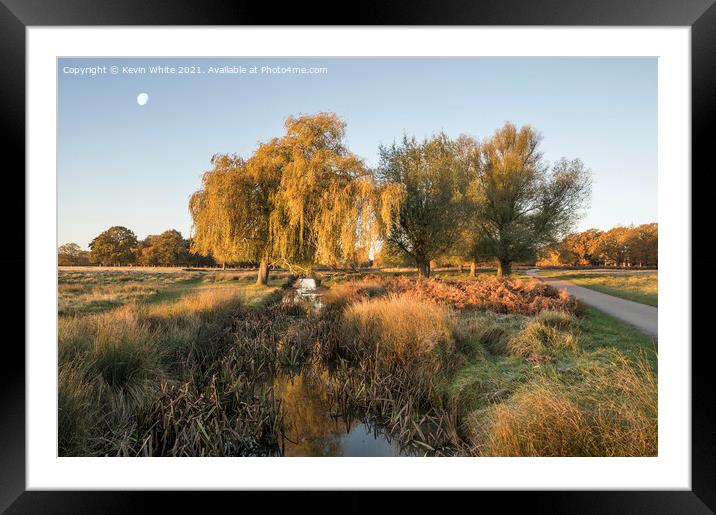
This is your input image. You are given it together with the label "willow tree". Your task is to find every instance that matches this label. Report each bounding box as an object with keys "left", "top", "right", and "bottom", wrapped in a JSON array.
[
  {"left": 469, "top": 122, "right": 592, "bottom": 276},
  {"left": 190, "top": 113, "right": 400, "bottom": 284},
  {"left": 190, "top": 152, "right": 280, "bottom": 284},
  {"left": 268, "top": 113, "right": 401, "bottom": 274},
  {"left": 377, "top": 134, "right": 473, "bottom": 278}
]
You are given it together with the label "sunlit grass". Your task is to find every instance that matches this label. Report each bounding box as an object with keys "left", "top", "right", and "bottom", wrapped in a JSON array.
[
  {"left": 58, "top": 268, "right": 657, "bottom": 457},
  {"left": 322, "top": 275, "right": 657, "bottom": 456},
  {"left": 444, "top": 304, "right": 657, "bottom": 456},
  {"left": 541, "top": 270, "right": 658, "bottom": 306},
  {"left": 57, "top": 269, "right": 284, "bottom": 456},
  {"left": 58, "top": 269, "right": 288, "bottom": 316}
]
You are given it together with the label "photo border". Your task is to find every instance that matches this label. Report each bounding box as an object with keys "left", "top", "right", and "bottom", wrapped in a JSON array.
[{"left": 3, "top": 0, "right": 711, "bottom": 511}]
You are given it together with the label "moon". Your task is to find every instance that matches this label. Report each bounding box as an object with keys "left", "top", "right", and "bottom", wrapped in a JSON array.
[{"left": 136, "top": 92, "right": 149, "bottom": 106}]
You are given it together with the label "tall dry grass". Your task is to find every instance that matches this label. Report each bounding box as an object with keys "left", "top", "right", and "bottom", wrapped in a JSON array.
[
  {"left": 467, "top": 350, "right": 657, "bottom": 456},
  {"left": 58, "top": 269, "right": 657, "bottom": 457},
  {"left": 343, "top": 293, "right": 453, "bottom": 360},
  {"left": 57, "top": 285, "right": 278, "bottom": 456},
  {"left": 321, "top": 293, "right": 464, "bottom": 454},
  {"left": 321, "top": 277, "right": 388, "bottom": 311},
  {"left": 506, "top": 311, "right": 581, "bottom": 357}
]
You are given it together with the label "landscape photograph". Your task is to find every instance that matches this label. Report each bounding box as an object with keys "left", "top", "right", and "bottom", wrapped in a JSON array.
[{"left": 57, "top": 57, "right": 658, "bottom": 457}]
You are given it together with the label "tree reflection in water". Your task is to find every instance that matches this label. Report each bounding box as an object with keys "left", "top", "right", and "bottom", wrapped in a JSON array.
[{"left": 273, "top": 367, "right": 404, "bottom": 457}]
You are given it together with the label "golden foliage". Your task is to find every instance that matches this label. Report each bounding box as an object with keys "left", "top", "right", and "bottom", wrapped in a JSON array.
[
  {"left": 190, "top": 113, "right": 402, "bottom": 272},
  {"left": 538, "top": 223, "right": 658, "bottom": 267}
]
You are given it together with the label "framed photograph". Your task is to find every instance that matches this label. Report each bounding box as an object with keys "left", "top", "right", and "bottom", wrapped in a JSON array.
[{"left": 3, "top": 0, "right": 710, "bottom": 511}]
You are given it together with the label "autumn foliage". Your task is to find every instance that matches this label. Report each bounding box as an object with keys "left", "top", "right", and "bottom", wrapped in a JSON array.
[
  {"left": 389, "top": 276, "right": 580, "bottom": 315},
  {"left": 327, "top": 275, "right": 580, "bottom": 316},
  {"left": 539, "top": 223, "right": 657, "bottom": 267}
]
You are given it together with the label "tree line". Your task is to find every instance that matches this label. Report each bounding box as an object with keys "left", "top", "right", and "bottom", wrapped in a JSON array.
[
  {"left": 58, "top": 227, "right": 216, "bottom": 267},
  {"left": 537, "top": 223, "right": 658, "bottom": 268},
  {"left": 60, "top": 113, "right": 594, "bottom": 280},
  {"left": 189, "top": 113, "right": 592, "bottom": 284}
]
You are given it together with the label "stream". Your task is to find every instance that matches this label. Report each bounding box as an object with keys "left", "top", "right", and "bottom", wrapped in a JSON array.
[
  {"left": 272, "top": 368, "right": 410, "bottom": 457},
  {"left": 271, "top": 277, "right": 412, "bottom": 457}
]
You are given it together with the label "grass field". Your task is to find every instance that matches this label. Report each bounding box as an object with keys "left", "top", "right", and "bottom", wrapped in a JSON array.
[
  {"left": 58, "top": 268, "right": 288, "bottom": 316},
  {"left": 57, "top": 267, "right": 657, "bottom": 457},
  {"left": 539, "top": 270, "right": 658, "bottom": 306}
]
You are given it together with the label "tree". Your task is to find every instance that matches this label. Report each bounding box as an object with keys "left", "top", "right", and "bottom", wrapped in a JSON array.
[
  {"left": 378, "top": 134, "right": 473, "bottom": 278},
  {"left": 569, "top": 228, "right": 603, "bottom": 266},
  {"left": 183, "top": 238, "right": 217, "bottom": 267},
  {"left": 138, "top": 229, "right": 189, "bottom": 266},
  {"left": 190, "top": 113, "right": 400, "bottom": 284},
  {"left": 190, "top": 154, "right": 269, "bottom": 276},
  {"left": 633, "top": 223, "right": 658, "bottom": 267},
  {"left": 89, "top": 226, "right": 138, "bottom": 266},
  {"left": 469, "top": 122, "right": 591, "bottom": 276},
  {"left": 268, "top": 113, "right": 400, "bottom": 276},
  {"left": 372, "top": 240, "right": 414, "bottom": 268},
  {"left": 58, "top": 243, "right": 89, "bottom": 266},
  {"left": 539, "top": 223, "right": 658, "bottom": 268}
]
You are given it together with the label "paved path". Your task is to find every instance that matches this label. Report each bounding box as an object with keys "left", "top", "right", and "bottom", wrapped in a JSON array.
[{"left": 526, "top": 269, "right": 658, "bottom": 338}]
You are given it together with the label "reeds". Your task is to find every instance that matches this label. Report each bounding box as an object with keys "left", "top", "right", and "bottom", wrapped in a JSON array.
[
  {"left": 317, "top": 293, "right": 465, "bottom": 454},
  {"left": 57, "top": 284, "right": 280, "bottom": 456}
]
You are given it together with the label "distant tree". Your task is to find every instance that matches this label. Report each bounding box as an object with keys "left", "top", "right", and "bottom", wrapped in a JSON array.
[
  {"left": 632, "top": 223, "right": 658, "bottom": 267},
  {"left": 138, "top": 229, "right": 189, "bottom": 266},
  {"left": 538, "top": 223, "right": 657, "bottom": 268},
  {"left": 89, "top": 226, "right": 138, "bottom": 266},
  {"left": 58, "top": 243, "right": 89, "bottom": 266},
  {"left": 183, "top": 238, "right": 216, "bottom": 267},
  {"left": 378, "top": 134, "right": 473, "bottom": 278},
  {"left": 568, "top": 228, "right": 603, "bottom": 266},
  {"left": 58, "top": 242, "right": 82, "bottom": 257},
  {"left": 469, "top": 122, "right": 592, "bottom": 276}
]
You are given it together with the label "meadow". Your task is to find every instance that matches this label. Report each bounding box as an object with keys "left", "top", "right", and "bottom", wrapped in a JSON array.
[
  {"left": 58, "top": 267, "right": 657, "bottom": 457},
  {"left": 539, "top": 269, "right": 658, "bottom": 306}
]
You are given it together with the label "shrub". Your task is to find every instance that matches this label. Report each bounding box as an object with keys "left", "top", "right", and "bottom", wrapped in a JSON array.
[{"left": 388, "top": 276, "right": 581, "bottom": 315}]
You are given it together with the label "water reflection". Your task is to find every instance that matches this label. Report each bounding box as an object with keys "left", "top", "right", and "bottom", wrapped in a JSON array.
[
  {"left": 273, "top": 368, "right": 409, "bottom": 457},
  {"left": 285, "top": 277, "right": 326, "bottom": 311}
]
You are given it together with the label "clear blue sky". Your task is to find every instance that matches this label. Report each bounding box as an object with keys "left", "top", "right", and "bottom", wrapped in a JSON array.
[{"left": 58, "top": 57, "right": 657, "bottom": 249}]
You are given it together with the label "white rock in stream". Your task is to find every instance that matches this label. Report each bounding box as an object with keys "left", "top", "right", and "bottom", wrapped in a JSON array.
[
  {"left": 297, "top": 278, "right": 318, "bottom": 290},
  {"left": 291, "top": 277, "right": 324, "bottom": 310}
]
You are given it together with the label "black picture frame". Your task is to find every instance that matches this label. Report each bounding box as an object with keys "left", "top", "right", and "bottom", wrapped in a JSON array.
[{"left": 2, "top": 1, "right": 709, "bottom": 512}]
